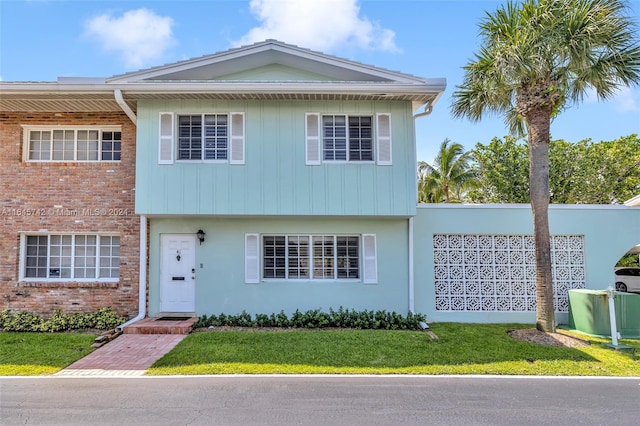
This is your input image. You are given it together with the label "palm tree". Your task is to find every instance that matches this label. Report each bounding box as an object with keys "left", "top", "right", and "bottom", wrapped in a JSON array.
[
  {"left": 418, "top": 139, "right": 477, "bottom": 203},
  {"left": 451, "top": 0, "right": 640, "bottom": 332}
]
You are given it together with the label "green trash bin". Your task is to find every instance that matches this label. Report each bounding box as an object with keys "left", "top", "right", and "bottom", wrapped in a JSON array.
[
  {"left": 568, "top": 289, "right": 640, "bottom": 338},
  {"left": 615, "top": 291, "right": 640, "bottom": 338}
]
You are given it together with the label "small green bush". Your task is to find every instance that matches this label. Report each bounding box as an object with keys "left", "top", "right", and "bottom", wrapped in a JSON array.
[
  {"left": 193, "top": 307, "right": 427, "bottom": 330},
  {"left": 0, "top": 307, "right": 125, "bottom": 332}
]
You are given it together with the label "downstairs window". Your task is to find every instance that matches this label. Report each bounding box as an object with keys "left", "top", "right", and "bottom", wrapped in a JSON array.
[{"left": 21, "top": 234, "right": 120, "bottom": 281}]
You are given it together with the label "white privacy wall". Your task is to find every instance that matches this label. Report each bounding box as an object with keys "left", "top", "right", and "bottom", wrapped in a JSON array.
[
  {"left": 432, "top": 234, "right": 586, "bottom": 313},
  {"left": 414, "top": 204, "right": 640, "bottom": 324}
]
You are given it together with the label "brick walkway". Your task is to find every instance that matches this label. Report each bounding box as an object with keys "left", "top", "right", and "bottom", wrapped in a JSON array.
[{"left": 55, "top": 334, "right": 186, "bottom": 377}]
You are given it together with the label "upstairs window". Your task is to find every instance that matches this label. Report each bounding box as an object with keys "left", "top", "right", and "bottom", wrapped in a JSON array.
[
  {"left": 178, "top": 114, "right": 228, "bottom": 160},
  {"left": 322, "top": 115, "right": 373, "bottom": 161},
  {"left": 306, "top": 113, "right": 391, "bottom": 165},
  {"left": 23, "top": 127, "right": 121, "bottom": 162},
  {"left": 158, "top": 112, "right": 244, "bottom": 165}
]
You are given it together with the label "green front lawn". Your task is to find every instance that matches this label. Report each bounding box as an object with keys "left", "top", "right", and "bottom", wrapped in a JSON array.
[
  {"left": 2, "top": 324, "right": 639, "bottom": 376},
  {"left": 0, "top": 332, "right": 96, "bottom": 375},
  {"left": 146, "top": 324, "right": 640, "bottom": 376}
]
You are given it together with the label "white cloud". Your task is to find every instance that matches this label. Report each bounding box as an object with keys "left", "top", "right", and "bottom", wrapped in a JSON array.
[
  {"left": 612, "top": 85, "right": 640, "bottom": 112},
  {"left": 234, "top": 0, "right": 398, "bottom": 53},
  {"left": 84, "top": 9, "right": 175, "bottom": 68},
  {"left": 584, "top": 84, "right": 640, "bottom": 112}
]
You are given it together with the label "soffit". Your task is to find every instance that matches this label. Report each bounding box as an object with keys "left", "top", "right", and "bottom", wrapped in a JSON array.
[{"left": 0, "top": 86, "right": 443, "bottom": 112}]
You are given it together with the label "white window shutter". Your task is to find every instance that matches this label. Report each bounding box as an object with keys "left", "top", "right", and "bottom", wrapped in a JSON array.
[
  {"left": 245, "top": 233, "right": 259, "bottom": 284},
  {"left": 230, "top": 112, "right": 245, "bottom": 165},
  {"left": 376, "top": 113, "right": 392, "bottom": 165},
  {"left": 305, "top": 113, "right": 321, "bottom": 165},
  {"left": 158, "top": 112, "right": 174, "bottom": 164},
  {"left": 362, "top": 234, "right": 378, "bottom": 284}
]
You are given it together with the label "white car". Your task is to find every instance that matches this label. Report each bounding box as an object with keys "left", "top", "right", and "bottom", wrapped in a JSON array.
[{"left": 614, "top": 267, "right": 640, "bottom": 292}]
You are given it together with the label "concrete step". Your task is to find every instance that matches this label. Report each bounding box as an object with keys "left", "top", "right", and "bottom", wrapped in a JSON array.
[{"left": 123, "top": 316, "right": 198, "bottom": 335}]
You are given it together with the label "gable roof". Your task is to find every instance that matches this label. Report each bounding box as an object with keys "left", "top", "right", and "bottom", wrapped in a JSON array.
[
  {"left": 0, "top": 40, "right": 445, "bottom": 114},
  {"left": 107, "top": 40, "right": 425, "bottom": 84}
]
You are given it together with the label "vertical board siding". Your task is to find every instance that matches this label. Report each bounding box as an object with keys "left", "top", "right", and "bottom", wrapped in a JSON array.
[{"left": 135, "top": 99, "right": 416, "bottom": 216}]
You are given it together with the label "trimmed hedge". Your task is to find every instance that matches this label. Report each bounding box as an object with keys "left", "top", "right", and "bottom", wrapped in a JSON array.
[
  {"left": 194, "top": 307, "right": 427, "bottom": 330},
  {"left": 0, "top": 307, "right": 125, "bottom": 332}
]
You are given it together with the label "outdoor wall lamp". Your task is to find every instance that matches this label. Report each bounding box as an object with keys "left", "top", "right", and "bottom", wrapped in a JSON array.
[{"left": 196, "top": 229, "right": 206, "bottom": 245}]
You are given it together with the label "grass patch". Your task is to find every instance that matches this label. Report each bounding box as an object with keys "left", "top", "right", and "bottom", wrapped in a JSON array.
[
  {"left": 0, "top": 332, "right": 96, "bottom": 375},
  {"left": 147, "top": 323, "right": 640, "bottom": 376}
]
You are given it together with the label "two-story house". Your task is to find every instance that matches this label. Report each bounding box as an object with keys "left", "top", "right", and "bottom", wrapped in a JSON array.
[
  {"left": 1, "top": 40, "right": 446, "bottom": 319},
  {"left": 4, "top": 40, "right": 637, "bottom": 326}
]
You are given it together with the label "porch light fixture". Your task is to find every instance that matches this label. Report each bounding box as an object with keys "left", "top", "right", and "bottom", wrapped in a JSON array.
[{"left": 196, "top": 229, "right": 206, "bottom": 245}]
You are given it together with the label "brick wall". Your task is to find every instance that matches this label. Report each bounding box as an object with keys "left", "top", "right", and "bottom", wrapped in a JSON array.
[{"left": 0, "top": 112, "right": 140, "bottom": 318}]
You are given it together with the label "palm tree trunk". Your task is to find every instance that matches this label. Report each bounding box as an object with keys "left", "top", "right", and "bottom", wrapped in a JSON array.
[{"left": 528, "top": 112, "right": 555, "bottom": 333}]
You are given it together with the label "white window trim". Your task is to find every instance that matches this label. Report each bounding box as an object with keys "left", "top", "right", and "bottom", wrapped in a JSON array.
[
  {"left": 258, "top": 234, "right": 371, "bottom": 282},
  {"left": 375, "top": 113, "right": 392, "bottom": 166},
  {"left": 21, "top": 125, "right": 122, "bottom": 163},
  {"left": 307, "top": 113, "right": 391, "bottom": 165},
  {"left": 170, "top": 112, "right": 245, "bottom": 164},
  {"left": 305, "top": 113, "right": 321, "bottom": 165},
  {"left": 362, "top": 234, "right": 378, "bottom": 284},
  {"left": 158, "top": 112, "right": 174, "bottom": 164},
  {"left": 245, "top": 233, "right": 260, "bottom": 284},
  {"left": 229, "top": 112, "right": 245, "bottom": 165},
  {"left": 18, "top": 232, "right": 120, "bottom": 283}
]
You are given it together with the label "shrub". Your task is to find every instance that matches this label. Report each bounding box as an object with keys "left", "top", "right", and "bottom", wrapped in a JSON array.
[
  {"left": 193, "top": 307, "right": 426, "bottom": 330},
  {"left": 0, "top": 307, "right": 125, "bottom": 332},
  {"left": 1, "top": 311, "right": 43, "bottom": 332}
]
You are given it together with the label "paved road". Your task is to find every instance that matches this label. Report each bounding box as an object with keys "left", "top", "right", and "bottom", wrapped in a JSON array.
[{"left": 2, "top": 375, "right": 639, "bottom": 425}]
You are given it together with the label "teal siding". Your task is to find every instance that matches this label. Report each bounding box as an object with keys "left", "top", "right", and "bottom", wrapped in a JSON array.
[
  {"left": 135, "top": 100, "right": 417, "bottom": 216},
  {"left": 148, "top": 217, "right": 410, "bottom": 317},
  {"left": 215, "top": 64, "right": 339, "bottom": 81}
]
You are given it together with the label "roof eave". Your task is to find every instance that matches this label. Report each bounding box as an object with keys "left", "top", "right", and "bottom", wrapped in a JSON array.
[{"left": 0, "top": 79, "right": 445, "bottom": 94}]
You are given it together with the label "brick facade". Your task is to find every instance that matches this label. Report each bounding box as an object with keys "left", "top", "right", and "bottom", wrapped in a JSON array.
[{"left": 0, "top": 112, "right": 140, "bottom": 318}]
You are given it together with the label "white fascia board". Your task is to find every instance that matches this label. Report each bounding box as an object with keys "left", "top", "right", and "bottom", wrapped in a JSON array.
[
  {"left": 624, "top": 194, "right": 640, "bottom": 206},
  {"left": 0, "top": 82, "right": 113, "bottom": 93},
  {"left": 105, "top": 42, "right": 283, "bottom": 82},
  {"left": 0, "top": 80, "right": 447, "bottom": 100},
  {"left": 106, "top": 40, "right": 435, "bottom": 85},
  {"left": 119, "top": 81, "right": 446, "bottom": 94}
]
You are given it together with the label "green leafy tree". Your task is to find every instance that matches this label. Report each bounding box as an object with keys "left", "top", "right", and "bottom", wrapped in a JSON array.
[
  {"left": 418, "top": 139, "right": 477, "bottom": 203},
  {"left": 470, "top": 134, "right": 640, "bottom": 204},
  {"left": 451, "top": 0, "right": 640, "bottom": 332},
  {"left": 571, "top": 135, "right": 640, "bottom": 204},
  {"left": 616, "top": 253, "right": 640, "bottom": 267},
  {"left": 469, "top": 136, "right": 530, "bottom": 203}
]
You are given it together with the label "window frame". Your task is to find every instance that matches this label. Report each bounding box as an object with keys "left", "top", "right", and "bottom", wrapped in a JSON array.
[
  {"left": 18, "top": 233, "right": 120, "bottom": 282},
  {"left": 321, "top": 114, "right": 374, "bottom": 163},
  {"left": 260, "top": 234, "right": 362, "bottom": 281},
  {"left": 171, "top": 112, "right": 244, "bottom": 164},
  {"left": 176, "top": 113, "right": 229, "bottom": 162},
  {"left": 22, "top": 125, "right": 122, "bottom": 163},
  {"left": 306, "top": 113, "right": 391, "bottom": 165}
]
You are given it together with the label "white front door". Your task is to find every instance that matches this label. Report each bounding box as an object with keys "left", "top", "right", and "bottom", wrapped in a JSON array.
[{"left": 160, "top": 234, "right": 196, "bottom": 313}]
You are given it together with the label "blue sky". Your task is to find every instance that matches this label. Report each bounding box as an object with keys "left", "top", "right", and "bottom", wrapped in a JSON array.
[{"left": 1, "top": 0, "right": 639, "bottom": 162}]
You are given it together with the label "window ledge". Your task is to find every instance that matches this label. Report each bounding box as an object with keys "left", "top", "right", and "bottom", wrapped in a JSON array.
[{"left": 17, "top": 281, "right": 119, "bottom": 289}]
